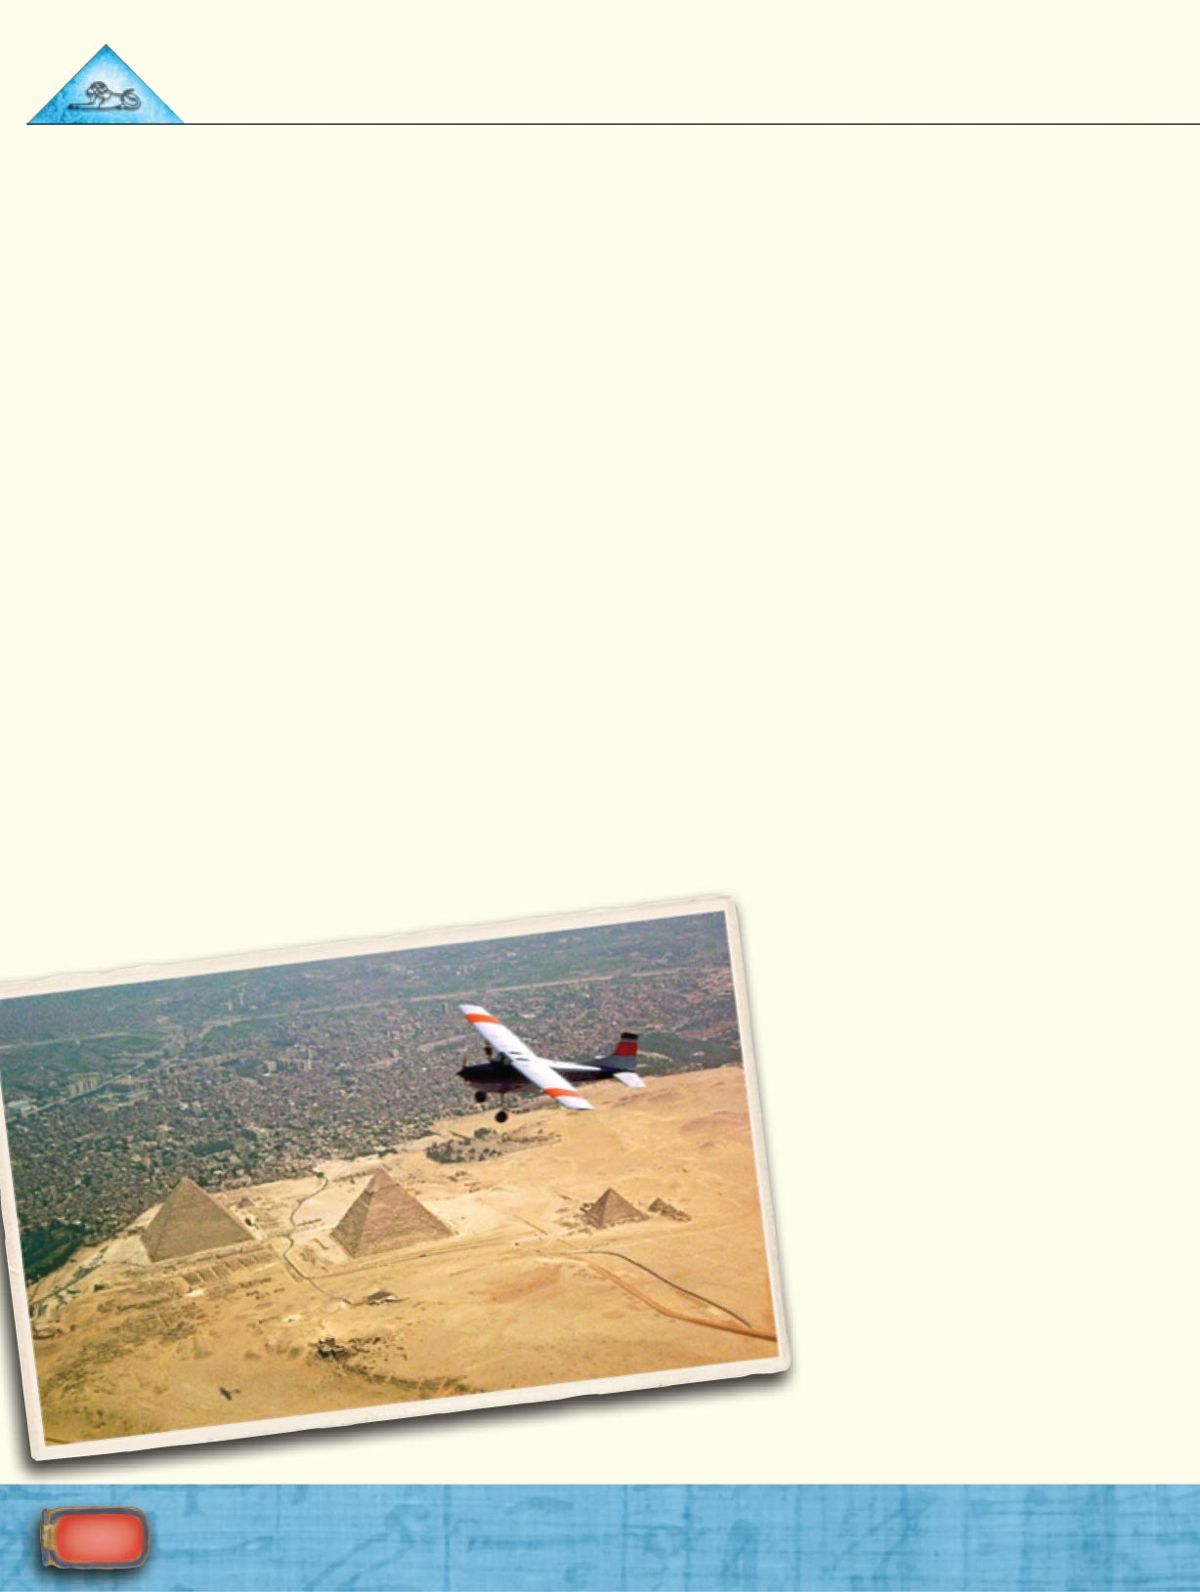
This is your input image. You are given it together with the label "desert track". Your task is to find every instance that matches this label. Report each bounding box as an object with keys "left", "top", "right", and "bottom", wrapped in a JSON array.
[
  {"left": 584, "top": 1261, "right": 776, "bottom": 1341},
  {"left": 549, "top": 1251, "right": 777, "bottom": 1343},
  {"left": 585, "top": 1248, "right": 756, "bottom": 1328}
]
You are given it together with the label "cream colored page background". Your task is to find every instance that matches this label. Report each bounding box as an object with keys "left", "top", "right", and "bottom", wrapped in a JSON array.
[
  {"left": 16, "top": 2, "right": 1200, "bottom": 122},
  {"left": 4, "top": 7, "right": 1200, "bottom": 1482}
]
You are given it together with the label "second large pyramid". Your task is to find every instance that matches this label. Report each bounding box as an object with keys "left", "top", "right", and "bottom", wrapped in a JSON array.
[{"left": 332, "top": 1168, "right": 450, "bottom": 1257}]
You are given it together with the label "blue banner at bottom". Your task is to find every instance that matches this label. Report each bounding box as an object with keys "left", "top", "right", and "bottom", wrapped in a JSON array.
[{"left": 3, "top": 1485, "right": 1200, "bottom": 1590}]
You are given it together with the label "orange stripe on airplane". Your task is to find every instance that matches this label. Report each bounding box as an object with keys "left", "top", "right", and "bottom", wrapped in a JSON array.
[
  {"left": 464, "top": 1012, "right": 497, "bottom": 1024},
  {"left": 545, "top": 1087, "right": 584, "bottom": 1099}
]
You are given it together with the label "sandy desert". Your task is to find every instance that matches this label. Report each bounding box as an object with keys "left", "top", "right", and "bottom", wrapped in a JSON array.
[{"left": 27, "top": 1066, "right": 781, "bottom": 1445}]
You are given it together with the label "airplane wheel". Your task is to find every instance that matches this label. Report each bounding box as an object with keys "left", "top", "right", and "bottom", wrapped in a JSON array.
[
  {"left": 474, "top": 1091, "right": 487, "bottom": 1103},
  {"left": 495, "top": 1109, "right": 509, "bottom": 1124}
]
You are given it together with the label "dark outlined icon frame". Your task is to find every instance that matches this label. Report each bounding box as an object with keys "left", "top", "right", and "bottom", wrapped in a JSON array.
[{"left": 39, "top": 1506, "right": 151, "bottom": 1570}]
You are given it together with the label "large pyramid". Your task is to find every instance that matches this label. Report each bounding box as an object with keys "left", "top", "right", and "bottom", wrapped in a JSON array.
[
  {"left": 581, "top": 1188, "right": 648, "bottom": 1229},
  {"left": 332, "top": 1168, "right": 450, "bottom": 1258},
  {"left": 141, "top": 1177, "right": 254, "bottom": 1261}
]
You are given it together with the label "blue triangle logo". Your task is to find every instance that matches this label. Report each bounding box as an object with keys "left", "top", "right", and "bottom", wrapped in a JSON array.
[{"left": 30, "top": 44, "right": 181, "bottom": 124}]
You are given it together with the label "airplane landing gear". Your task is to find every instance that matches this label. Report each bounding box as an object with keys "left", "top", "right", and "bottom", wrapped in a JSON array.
[
  {"left": 495, "top": 1109, "right": 509, "bottom": 1124},
  {"left": 474, "top": 1091, "right": 487, "bottom": 1103}
]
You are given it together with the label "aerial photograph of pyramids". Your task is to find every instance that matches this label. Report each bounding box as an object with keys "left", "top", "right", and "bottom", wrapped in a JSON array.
[{"left": 0, "top": 901, "right": 786, "bottom": 1457}]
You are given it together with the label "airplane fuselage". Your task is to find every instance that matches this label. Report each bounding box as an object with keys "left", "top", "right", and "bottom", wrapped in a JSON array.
[
  {"left": 459, "top": 1059, "right": 601, "bottom": 1095},
  {"left": 458, "top": 1060, "right": 526, "bottom": 1095}
]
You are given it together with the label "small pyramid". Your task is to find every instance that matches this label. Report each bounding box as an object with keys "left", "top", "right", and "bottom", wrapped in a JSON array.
[
  {"left": 581, "top": 1187, "right": 648, "bottom": 1229},
  {"left": 333, "top": 1168, "right": 450, "bottom": 1257},
  {"left": 141, "top": 1177, "right": 253, "bottom": 1261},
  {"left": 648, "top": 1197, "right": 691, "bottom": 1223}
]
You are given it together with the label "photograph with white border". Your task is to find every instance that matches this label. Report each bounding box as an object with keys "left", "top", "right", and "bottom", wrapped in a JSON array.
[{"left": 0, "top": 897, "right": 787, "bottom": 1460}]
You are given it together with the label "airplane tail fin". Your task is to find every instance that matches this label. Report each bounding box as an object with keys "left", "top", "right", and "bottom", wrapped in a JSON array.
[{"left": 596, "top": 1033, "right": 645, "bottom": 1088}]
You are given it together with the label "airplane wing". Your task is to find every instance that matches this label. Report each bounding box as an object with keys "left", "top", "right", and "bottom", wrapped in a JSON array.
[
  {"left": 504, "top": 1051, "right": 594, "bottom": 1110},
  {"left": 459, "top": 1004, "right": 593, "bottom": 1110}
]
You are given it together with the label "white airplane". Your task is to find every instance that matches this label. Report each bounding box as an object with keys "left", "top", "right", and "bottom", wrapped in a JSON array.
[{"left": 456, "top": 1003, "right": 646, "bottom": 1121}]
